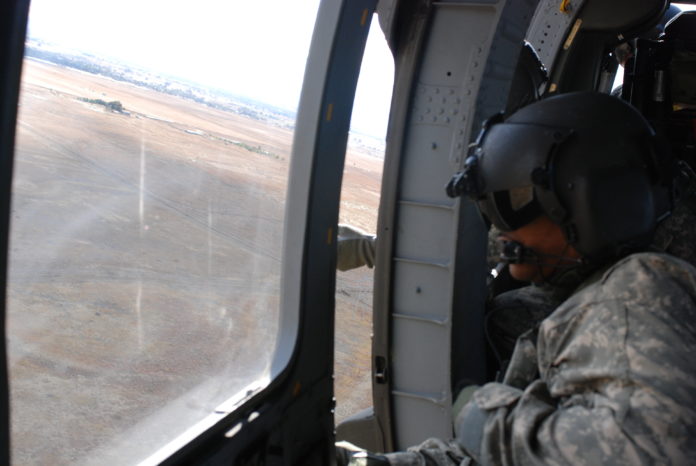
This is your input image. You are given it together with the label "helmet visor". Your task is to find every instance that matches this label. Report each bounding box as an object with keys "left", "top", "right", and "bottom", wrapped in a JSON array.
[
  {"left": 468, "top": 121, "right": 572, "bottom": 230},
  {"left": 477, "top": 186, "right": 542, "bottom": 231}
]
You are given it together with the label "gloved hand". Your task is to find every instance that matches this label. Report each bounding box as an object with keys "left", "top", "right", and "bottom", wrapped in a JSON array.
[
  {"left": 335, "top": 441, "right": 390, "bottom": 465},
  {"left": 337, "top": 224, "right": 376, "bottom": 271},
  {"left": 452, "top": 385, "right": 480, "bottom": 421}
]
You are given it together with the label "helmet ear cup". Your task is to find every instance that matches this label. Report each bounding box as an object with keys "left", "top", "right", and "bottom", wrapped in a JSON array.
[
  {"left": 568, "top": 166, "right": 655, "bottom": 260},
  {"left": 543, "top": 126, "right": 660, "bottom": 261}
]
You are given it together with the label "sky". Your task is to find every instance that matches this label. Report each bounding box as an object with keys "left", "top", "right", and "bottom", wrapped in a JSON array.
[
  {"left": 27, "top": 1, "right": 694, "bottom": 139},
  {"left": 26, "top": 0, "right": 395, "bottom": 138}
]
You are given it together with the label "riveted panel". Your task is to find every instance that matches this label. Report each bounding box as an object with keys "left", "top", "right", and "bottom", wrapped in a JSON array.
[
  {"left": 399, "top": 125, "right": 461, "bottom": 203},
  {"left": 527, "top": 0, "right": 585, "bottom": 70},
  {"left": 395, "top": 202, "right": 454, "bottom": 264},
  {"left": 377, "top": 0, "right": 547, "bottom": 451},
  {"left": 392, "top": 261, "right": 451, "bottom": 321},
  {"left": 388, "top": 1, "right": 506, "bottom": 449},
  {"left": 391, "top": 317, "right": 450, "bottom": 396},
  {"left": 391, "top": 396, "right": 451, "bottom": 450}
]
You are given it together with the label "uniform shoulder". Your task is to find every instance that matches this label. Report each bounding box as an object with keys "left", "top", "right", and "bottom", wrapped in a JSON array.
[{"left": 599, "top": 252, "right": 696, "bottom": 291}]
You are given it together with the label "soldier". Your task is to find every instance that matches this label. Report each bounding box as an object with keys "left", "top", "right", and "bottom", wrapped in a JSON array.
[
  {"left": 488, "top": 8, "right": 696, "bottom": 371},
  {"left": 338, "top": 92, "right": 696, "bottom": 465}
]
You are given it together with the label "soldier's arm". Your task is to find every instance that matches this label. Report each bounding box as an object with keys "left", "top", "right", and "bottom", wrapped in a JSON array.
[
  {"left": 337, "top": 224, "right": 376, "bottom": 271},
  {"left": 337, "top": 438, "right": 473, "bottom": 466},
  {"left": 456, "top": 253, "right": 696, "bottom": 465}
]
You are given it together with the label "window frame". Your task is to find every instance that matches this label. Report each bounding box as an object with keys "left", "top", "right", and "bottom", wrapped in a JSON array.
[{"left": 0, "top": 1, "right": 30, "bottom": 464}]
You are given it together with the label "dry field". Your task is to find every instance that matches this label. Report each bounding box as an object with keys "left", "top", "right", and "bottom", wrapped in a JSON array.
[{"left": 9, "top": 59, "right": 382, "bottom": 464}]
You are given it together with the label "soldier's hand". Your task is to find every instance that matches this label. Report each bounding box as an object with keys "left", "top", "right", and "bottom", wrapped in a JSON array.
[
  {"left": 452, "top": 384, "right": 480, "bottom": 420},
  {"left": 335, "top": 441, "right": 390, "bottom": 465}
]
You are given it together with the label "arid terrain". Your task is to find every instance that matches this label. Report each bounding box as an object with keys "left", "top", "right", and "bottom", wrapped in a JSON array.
[{"left": 9, "top": 59, "right": 383, "bottom": 464}]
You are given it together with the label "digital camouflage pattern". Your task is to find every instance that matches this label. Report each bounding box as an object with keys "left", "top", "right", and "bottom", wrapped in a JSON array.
[
  {"left": 379, "top": 438, "right": 472, "bottom": 466},
  {"left": 486, "top": 172, "right": 696, "bottom": 366},
  {"left": 486, "top": 282, "right": 568, "bottom": 368},
  {"left": 379, "top": 252, "right": 696, "bottom": 465},
  {"left": 653, "top": 164, "right": 696, "bottom": 267},
  {"left": 340, "top": 170, "right": 696, "bottom": 465},
  {"left": 487, "top": 226, "right": 502, "bottom": 270},
  {"left": 337, "top": 224, "right": 376, "bottom": 271}
]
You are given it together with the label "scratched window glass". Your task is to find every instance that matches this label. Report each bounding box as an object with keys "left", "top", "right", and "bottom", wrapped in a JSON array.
[{"left": 8, "top": 0, "right": 318, "bottom": 463}]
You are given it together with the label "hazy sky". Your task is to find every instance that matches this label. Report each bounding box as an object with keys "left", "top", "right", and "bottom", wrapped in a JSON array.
[
  {"left": 29, "top": 1, "right": 692, "bottom": 139},
  {"left": 26, "top": 0, "right": 395, "bottom": 138}
]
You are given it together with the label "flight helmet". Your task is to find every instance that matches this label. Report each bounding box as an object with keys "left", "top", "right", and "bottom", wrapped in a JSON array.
[{"left": 447, "top": 91, "right": 670, "bottom": 263}]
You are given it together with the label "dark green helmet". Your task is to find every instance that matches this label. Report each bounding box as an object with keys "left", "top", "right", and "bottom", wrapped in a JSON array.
[{"left": 447, "top": 91, "right": 670, "bottom": 262}]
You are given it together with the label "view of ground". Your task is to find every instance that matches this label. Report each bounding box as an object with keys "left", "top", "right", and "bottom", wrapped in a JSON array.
[{"left": 9, "top": 58, "right": 383, "bottom": 464}]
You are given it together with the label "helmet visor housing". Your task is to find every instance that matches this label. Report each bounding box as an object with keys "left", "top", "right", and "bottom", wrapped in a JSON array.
[
  {"left": 469, "top": 122, "right": 573, "bottom": 231},
  {"left": 477, "top": 187, "right": 541, "bottom": 231}
]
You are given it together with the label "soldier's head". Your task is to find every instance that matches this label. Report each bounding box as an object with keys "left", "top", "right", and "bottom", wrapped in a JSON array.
[{"left": 448, "top": 91, "right": 669, "bottom": 283}]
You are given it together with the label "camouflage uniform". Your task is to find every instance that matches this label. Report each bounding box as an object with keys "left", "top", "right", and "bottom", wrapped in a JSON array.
[
  {"left": 653, "top": 163, "right": 696, "bottom": 267},
  {"left": 485, "top": 281, "right": 569, "bottom": 370},
  {"left": 382, "top": 252, "right": 696, "bottom": 465},
  {"left": 486, "top": 169, "right": 696, "bottom": 366},
  {"left": 337, "top": 224, "right": 377, "bottom": 271}
]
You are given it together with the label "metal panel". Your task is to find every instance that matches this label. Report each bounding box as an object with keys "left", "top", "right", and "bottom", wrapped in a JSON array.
[
  {"left": 395, "top": 202, "right": 454, "bottom": 264},
  {"left": 371, "top": 0, "right": 434, "bottom": 453},
  {"left": 399, "top": 124, "right": 463, "bottom": 202},
  {"left": 375, "top": 0, "right": 543, "bottom": 451},
  {"left": 392, "top": 261, "right": 451, "bottom": 320},
  {"left": 526, "top": 0, "right": 585, "bottom": 83},
  {"left": 389, "top": 0, "right": 504, "bottom": 448},
  {"left": 392, "top": 317, "right": 450, "bottom": 395},
  {"left": 392, "top": 396, "right": 450, "bottom": 448}
]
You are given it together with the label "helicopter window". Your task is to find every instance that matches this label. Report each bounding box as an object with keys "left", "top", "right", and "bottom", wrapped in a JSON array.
[
  {"left": 334, "top": 18, "right": 393, "bottom": 424},
  {"left": 9, "top": 0, "right": 319, "bottom": 463}
]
